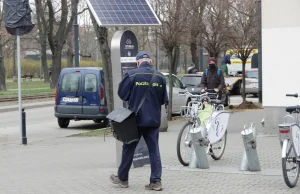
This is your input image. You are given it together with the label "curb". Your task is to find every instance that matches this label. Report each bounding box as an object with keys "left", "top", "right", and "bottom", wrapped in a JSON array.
[{"left": 0, "top": 103, "right": 53, "bottom": 113}]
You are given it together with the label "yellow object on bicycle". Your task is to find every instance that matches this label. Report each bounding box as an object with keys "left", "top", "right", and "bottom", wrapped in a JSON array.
[{"left": 198, "top": 104, "right": 213, "bottom": 127}]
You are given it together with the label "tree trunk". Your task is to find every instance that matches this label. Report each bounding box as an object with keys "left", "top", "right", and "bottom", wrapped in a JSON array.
[
  {"left": 34, "top": 0, "right": 49, "bottom": 83},
  {"left": 168, "top": 48, "right": 174, "bottom": 121},
  {"left": 190, "top": 37, "right": 199, "bottom": 70},
  {"left": 242, "top": 60, "right": 246, "bottom": 102},
  {"left": 40, "top": 35, "right": 49, "bottom": 83},
  {"left": 172, "top": 46, "right": 180, "bottom": 75},
  {"left": 66, "top": 36, "right": 73, "bottom": 67},
  {"left": 184, "top": 49, "right": 187, "bottom": 74},
  {"left": 97, "top": 28, "right": 114, "bottom": 112},
  {"left": 50, "top": 49, "right": 62, "bottom": 88},
  {"left": 90, "top": 12, "right": 114, "bottom": 112},
  {"left": 67, "top": 53, "right": 73, "bottom": 68},
  {"left": 0, "top": 48, "right": 6, "bottom": 91}
]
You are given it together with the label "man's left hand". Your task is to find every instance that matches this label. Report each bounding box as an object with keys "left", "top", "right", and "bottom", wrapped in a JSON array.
[{"left": 214, "top": 88, "right": 219, "bottom": 92}]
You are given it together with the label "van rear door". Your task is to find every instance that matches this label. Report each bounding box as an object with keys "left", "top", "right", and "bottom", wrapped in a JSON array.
[
  {"left": 57, "top": 70, "right": 83, "bottom": 114},
  {"left": 82, "top": 70, "right": 101, "bottom": 115}
]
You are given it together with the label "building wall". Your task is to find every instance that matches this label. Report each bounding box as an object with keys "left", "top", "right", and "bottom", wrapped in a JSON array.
[{"left": 262, "top": 0, "right": 300, "bottom": 133}]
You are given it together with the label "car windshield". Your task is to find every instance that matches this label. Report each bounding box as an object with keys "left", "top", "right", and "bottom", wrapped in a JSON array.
[
  {"left": 246, "top": 71, "right": 258, "bottom": 79},
  {"left": 181, "top": 76, "right": 201, "bottom": 87}
]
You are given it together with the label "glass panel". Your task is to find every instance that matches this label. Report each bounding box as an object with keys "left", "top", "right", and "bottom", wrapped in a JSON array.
[
  {"left": 85, "top": 73, "right": 97, "bottom": 92},
  {"left": 61, "top": 73, "right": 81, "bottom": 92}
]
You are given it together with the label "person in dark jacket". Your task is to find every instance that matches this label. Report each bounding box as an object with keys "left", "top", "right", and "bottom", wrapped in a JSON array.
[
  {"left": 200, "top": 57, "right": 225, "bottom": 99},
  {"left": 221, "top": 52, "right": 232, "bottom": 76},
  {"left": 110, "top": 51, "right": 168, "bottom": 191}
]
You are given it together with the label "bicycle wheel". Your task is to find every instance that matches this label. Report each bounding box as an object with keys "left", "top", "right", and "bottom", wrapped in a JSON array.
[
  {"left": 282, "top": 140, "right": 300, "bottom": 188},
  {"left": 177, "top": 122, "right": 193, "bottom": 166},
  {"left": 210, "top": 130, "right": 227, "bottom": 160}
]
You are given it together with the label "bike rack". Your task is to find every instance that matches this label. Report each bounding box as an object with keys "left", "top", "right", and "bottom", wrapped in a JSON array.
[
  {"left": 189, "top": 125, "right": 210, "bottom": 169},
  {"left": 240, "top": 123, "right": 261, "bottom": 171}
]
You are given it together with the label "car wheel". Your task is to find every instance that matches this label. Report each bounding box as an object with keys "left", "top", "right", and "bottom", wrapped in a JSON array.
[
  {"left": 224, "top": 94, "right": 230, "bottom": 107},
  {"left": 58, "top": 118, "right": 70, "bottom": 128},
  {"left": 234, "top": 81, "right": 241, "bottom": 95}
]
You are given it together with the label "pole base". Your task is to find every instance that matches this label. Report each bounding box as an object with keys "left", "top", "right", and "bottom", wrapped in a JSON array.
[{"left": 22, "top": 137, "right": 27, "bottom": 145}]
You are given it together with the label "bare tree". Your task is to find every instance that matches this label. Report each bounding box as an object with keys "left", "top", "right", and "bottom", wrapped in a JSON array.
[
  {"left": 202, "top": 0, "right": 230, "bottom": 61},
  {"left": 89, "top": 11, "right": 114, "bottom": 112},
  {"left": 0, "top": 1, "right": 12, "bottom": 91},
  {"left": 156, "top": 0, "right": 190, "bottom": 120},
  {"left": 187, "top": 0, "right": 207, "bottom": 71},
  {"left": 47, "top": 0, "right": 79, "bottom": 88},
  {"left": 35, "top": 0, "right": 50, "bottom": 83},
  {"left": 228, "top": 0, "right": 258, "bottom": 103}
]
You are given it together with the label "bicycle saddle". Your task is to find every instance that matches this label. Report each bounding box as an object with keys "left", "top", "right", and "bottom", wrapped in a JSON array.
[{"left": 286, "top": 106, "right": 300, "bottom": 114}]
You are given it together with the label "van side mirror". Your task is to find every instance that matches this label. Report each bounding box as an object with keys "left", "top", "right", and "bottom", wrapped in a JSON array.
[{"left": 181, "top": 84, "right": 186, "bottom": 89}]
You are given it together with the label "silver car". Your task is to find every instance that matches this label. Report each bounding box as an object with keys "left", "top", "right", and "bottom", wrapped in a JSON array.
[
  {"left": 240, "top": 68, "right": 258, "bottom": 97},
  {"left": 162, "top": 73, "right": 191, "bottom": 114}
]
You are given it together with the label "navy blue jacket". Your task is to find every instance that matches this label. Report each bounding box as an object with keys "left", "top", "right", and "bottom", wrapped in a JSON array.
[
  {"left": 221, "top": 54, "right": 231, "bottom": 65},
  {"left": 118, "top": 63, "right": 168, "bottom": 128}
]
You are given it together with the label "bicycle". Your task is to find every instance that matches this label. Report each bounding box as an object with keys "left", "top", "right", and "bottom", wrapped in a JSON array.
[
  {"left": 279, "top": 93, "right": 300, "bottom": 188},
  {"left": 176, "top": 91, "right": 230, "bottom": 166}
]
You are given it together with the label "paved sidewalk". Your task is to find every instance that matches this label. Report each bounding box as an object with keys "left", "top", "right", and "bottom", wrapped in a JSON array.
[{"left": 0, "top": 113, "right": 298, "bottom": 193}]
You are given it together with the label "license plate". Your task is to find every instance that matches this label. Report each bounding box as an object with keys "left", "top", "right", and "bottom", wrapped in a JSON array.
[{"left": 62, "top": 97, "right": 79, "bottom": 103}]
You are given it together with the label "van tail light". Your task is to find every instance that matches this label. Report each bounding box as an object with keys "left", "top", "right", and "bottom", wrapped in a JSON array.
[
  {"left": 280, "top": 128, "right": 289, "bottom": 134},
  {"left": 100, "top": 84, "right": 105, "bottom": 105},
  {"left": 100, "top": 107, "right": 105, "bottom": 113}
]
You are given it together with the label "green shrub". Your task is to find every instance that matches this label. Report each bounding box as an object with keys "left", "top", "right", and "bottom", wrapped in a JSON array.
[{"left": 4, "top": 59, "right": 103, "bottom": 78}]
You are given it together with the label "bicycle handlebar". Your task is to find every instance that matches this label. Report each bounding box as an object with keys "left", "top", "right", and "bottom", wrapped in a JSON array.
[
  {"left": 178, "top": 91, "right": 220, "bottom": 103},
  {"left": 286, "top": 93, "right": 298, "bottom": 98}
]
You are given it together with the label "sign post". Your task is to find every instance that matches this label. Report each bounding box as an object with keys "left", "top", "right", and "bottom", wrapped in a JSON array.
[{"left": 4, "top": 0, "right": 35, "bottom": 145}]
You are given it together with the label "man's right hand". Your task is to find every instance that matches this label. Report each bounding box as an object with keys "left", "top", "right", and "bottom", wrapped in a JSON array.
[{"left": 201, "top": 89, "right": 205, "bottom": 93}]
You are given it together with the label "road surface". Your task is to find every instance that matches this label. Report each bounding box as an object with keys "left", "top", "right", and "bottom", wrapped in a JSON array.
[{"left": 0, "top": 107, "right": 106, "bottom": 145}]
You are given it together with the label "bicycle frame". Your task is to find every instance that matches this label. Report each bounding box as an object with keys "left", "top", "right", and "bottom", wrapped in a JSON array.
[{"left": 180, "top": 92, "right": 229, "bottom": 145}]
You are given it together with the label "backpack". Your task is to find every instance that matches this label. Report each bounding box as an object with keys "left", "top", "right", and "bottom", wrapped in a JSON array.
[{"left": 205, "top": 68, "right": 221, "bottom": 79}]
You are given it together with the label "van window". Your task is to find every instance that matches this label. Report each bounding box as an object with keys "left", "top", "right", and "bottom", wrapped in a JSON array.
[
  {"left": 61, "top": 73, "right": 81, "bottom": 92},
  {"left": 85, "top": 73, "right": 97, "bottom": 92}
]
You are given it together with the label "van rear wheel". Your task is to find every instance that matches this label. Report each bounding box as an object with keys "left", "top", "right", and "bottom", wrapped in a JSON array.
[{"left": 58, "top": 118, "right": 70, "bottom": 128}]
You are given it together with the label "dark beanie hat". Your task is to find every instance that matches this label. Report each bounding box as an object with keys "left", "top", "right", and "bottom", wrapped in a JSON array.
[{"left": 208, "top": 57, "right": 216, "bottom": 63}]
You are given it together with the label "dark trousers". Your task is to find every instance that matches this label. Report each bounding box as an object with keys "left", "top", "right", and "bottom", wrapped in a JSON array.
[{"left": 118, "top": 127, "right": 162, "bottom": 183}]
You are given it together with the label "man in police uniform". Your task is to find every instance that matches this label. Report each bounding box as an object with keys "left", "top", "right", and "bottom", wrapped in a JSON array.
[{"left": 110, "top": 51, "right": 168, "bottom": 191}]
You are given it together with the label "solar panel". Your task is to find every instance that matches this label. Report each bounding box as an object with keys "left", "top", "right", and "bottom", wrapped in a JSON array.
[{"left": 87, "top": 0, "right": 161, "bottom": 26}]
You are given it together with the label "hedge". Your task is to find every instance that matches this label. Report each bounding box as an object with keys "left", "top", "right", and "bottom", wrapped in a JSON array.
[{"left": 4, "top": 59, "right": 103, "bottom": 78}]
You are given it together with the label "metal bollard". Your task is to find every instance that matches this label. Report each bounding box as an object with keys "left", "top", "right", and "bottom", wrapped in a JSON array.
[
  {"left": 22, "top": 109, "right": 27, "bottom": 145},
  {"left": 189, "top": 126, "right": 209, "bottom": 169},
  {"left": 240, "top": 123, "right": 261, "bottom": 171}
]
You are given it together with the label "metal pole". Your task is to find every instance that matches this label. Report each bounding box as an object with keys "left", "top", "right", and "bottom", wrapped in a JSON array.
[
  {"left": 155, "top": 30, "right": 159, "bottom": 70},
  {"left": 74, "top": 7, "right": 80, "bottom": 67},
  {"left": 17, "top": 35, "right": 22, "bottom": 144},
  {"left": 257, "top": 0, "right": 262, "bottom": 103},
  {"left": 22, "top": 109, "right": 27, "bottom": 145},
  {"left": 199, "top": 39, "right": 204, "bottom": 71}
]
